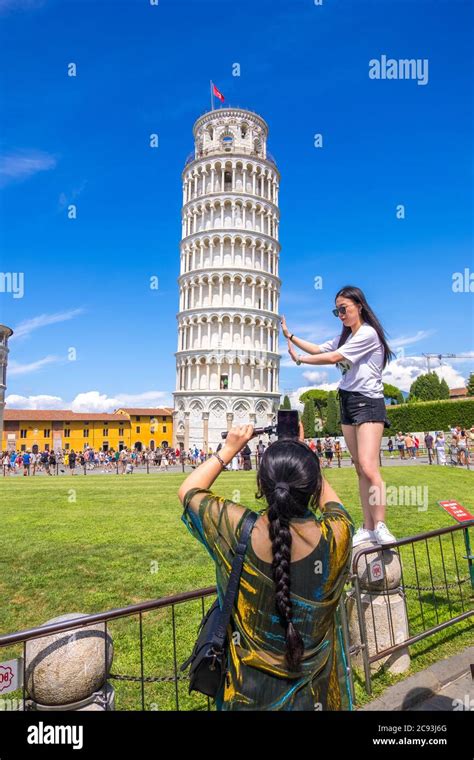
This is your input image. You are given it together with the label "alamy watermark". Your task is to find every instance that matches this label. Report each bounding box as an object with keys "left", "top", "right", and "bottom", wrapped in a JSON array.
[
  {"left": 369, "top": 55, "right": 429, "bottom": 86},
  {"left": 369, "top": 483, "right": 429, "bottom": 512},
  {"left": 0, "top": 271, "right": 24, "bottom": 299}
]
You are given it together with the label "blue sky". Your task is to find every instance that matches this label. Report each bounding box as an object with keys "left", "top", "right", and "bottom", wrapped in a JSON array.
[{"left": 0, "top": 0, "right": 473, "bottom": 411}]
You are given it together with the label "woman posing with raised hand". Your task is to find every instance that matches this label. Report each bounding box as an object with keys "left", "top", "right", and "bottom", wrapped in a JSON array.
[{"left": 282, "top": 285, "right": 396, "bottom": 547}]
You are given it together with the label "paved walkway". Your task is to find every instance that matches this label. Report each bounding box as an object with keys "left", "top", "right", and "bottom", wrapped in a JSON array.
[{"left": 360, "top": 646, "right": 474, "bottom": 711}]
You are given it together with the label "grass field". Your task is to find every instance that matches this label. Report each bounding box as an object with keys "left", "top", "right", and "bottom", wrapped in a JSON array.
[{"left": 1, "top": 466, "right": 473, "bottom": 710}]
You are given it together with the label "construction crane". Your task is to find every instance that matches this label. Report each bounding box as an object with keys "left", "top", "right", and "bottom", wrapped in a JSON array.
[{"left": 422, "top": 353, "right": 473, "bottom": 373}]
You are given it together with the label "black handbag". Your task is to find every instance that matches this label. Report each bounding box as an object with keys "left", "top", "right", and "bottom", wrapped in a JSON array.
[{"left": 180, "top": 511, "right": 258, "bottom": 698}]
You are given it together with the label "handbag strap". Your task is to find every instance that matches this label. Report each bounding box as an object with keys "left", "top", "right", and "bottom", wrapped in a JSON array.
[{"left": 212, "top": 510, "right": 259, "bottom": 646}]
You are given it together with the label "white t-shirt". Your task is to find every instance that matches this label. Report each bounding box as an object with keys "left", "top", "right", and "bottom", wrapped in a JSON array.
[{"left": 319, "top": 324, "right": 385, "bottom": 398}]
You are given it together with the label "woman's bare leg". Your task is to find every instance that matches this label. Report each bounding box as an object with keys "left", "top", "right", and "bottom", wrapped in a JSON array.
[
  {"left": 342, "top": 423, "right": 373, "bottom": 529},
  {"left": 355, "top": 422, "right": 385, "bottom": 529}
]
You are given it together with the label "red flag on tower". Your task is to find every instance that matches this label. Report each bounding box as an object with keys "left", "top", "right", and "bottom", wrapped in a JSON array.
[{"left": 212, "top": 83, "right": 225, "bottom": 102}]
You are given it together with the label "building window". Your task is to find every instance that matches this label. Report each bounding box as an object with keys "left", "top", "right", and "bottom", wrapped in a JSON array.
[
  {"left": 65, "top": 443, "right": 70, "bottom": 450},
  {"left": 44, "top": 429, "right": 51, "bottom": 438},
  {"left": 83, "top": 429, "right": 89, "bottom": 437},
  {"left": 224, "top": 170, "right": 232, "bottom": 190},
  {"left": 44, "top": 444, "right": 50, "bottom": 452},
  {"left": 119, "top": 428, "right": 124, "bottom": 436},
  {"left": 103, "top": 443, "right": 109, "bottom": 452},
  {"left": 136, "top": 426, "right": 141, "bottom": 433},
  {"left": 103, "top": 428, "right": 108, "bottom": 436},
  {"left": 20, "top": 429, "right": 27, "bottom": 438},
  {"left": 220, "top": 374, "right": 229, "bottom": 390},
  {"left": 64, "top": 429, "right": 71, "bottom": 438},
  {"left": 21, "top": 444, "right": 26, "bottom": 452},
  {"left": 163, "top": 426, "right": 167, "bottom": 433},
  {"left": 135, "top": 416, "right": 140, "bottom": 422}
]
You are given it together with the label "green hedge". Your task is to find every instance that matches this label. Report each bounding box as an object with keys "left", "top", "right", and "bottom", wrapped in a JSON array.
[{"left": 386, "top": 398, "right": 474, "bottom": 431}]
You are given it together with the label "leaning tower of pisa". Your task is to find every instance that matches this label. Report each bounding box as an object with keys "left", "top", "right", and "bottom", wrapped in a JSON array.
[{"left": 172, "top": 107, "right": 281, "bottom": 452}]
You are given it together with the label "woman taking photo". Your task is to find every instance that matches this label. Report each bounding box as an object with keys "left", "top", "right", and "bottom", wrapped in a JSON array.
[
  {"left": 282, "top": 285, "right": 396, "bottom": 547},
  {"left": 178, "top": 423, "right": 354, "bottom": 711}
]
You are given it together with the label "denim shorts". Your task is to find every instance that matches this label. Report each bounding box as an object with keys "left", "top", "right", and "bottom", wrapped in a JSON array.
[{"left": 338, "top": 389, "right": 390, "bottom": 428}]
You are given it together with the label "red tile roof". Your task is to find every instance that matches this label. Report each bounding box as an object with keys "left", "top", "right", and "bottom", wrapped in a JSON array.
[
  {"left": 449, "top": 387, "right": 468, "bottom": 397},
  {"left": 4, "top": 410, "right": 126, "bottom": 421},
  {"left": 115, "top": 408, "right": 173, "bottom": 416}
]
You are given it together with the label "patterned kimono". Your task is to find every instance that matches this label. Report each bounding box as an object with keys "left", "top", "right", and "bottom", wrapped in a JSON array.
[{"left": 181, "top": 487, "right": 354, "bottom": 711}]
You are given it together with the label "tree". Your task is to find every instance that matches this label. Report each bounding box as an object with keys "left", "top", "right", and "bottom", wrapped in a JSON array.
[
  {"left": 301, "top": 399, "right": 315, "bottom": 438},
  {"left": 466, "top": 372, "right": 474, "bottom": 396},
  {"left": 300, "top": 389, "right": 328, "bottom": 427},
  {"left": 280, "top": 395, "right": 291, "bottom": 410},
  {"left": 383, "top": 382, "right": 404, "bottom": 405},
  {"left": 439, "top": 378, "right": 450, "bottom": 400},
  {"left": 324, "top": 391, "right": 341, "bottom": 435},
  {"left": 408, "top": 372, "right": 446, "bottom": 401}
]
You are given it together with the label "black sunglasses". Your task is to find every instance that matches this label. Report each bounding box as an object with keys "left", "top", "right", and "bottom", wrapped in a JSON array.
[{"left": 332, "top": 306, "right": 347, "bottom": 317}]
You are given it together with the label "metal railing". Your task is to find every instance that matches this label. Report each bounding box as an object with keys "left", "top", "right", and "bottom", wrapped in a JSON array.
[
  {"left": 1, "top": 525, "right": 472, "bottom": 708},
  {"left": 0, "top": 585, "right": 356, "bottom": 712},
  {"left": 349, "top": 521, "right": 474, "bottom": 694},
  {"left": 0, "top": 588, "right": 217, "bottom": 712}
]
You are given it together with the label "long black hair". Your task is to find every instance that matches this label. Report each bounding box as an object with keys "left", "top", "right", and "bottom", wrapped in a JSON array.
[
  {"left": 335, "top": 285, "right": 394, "bottom": 368},
  {"left": 255, "top": 438, "right": 322, "bottom": 671}
]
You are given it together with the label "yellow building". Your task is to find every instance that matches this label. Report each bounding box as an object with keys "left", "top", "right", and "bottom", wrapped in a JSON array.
[
  {"left": 2, "top": 407, "right": 173, "bottom": 453},
  {"left": 115, "top": 408, "right": 173, "bottom": 450}
]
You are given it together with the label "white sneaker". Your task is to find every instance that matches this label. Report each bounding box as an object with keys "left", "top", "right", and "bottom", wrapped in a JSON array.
[
  {"left": 352, "top": 526, "right": 376, "bottom": 547},
  {"left": 372, "top": 521, "right": 397, "bottom": 545}
]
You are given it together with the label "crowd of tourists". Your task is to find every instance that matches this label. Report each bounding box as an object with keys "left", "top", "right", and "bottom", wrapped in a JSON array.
[{"left": 1, "top": 424, "right": 472, "bottom": 476}]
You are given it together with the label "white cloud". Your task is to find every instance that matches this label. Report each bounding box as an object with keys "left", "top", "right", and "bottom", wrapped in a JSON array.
[
  {"left": 301, "top": 370, "right": 330, "bottom": 384},
  {"left": 390, "top": 330, "right": 435, "bottom": 348},
  {"left": 8, "top": 355, "right": 60, "bottom": 375},
  {"left": 70, "top": 390, "right": 172, "bottom": 413},
  {"left": 382, "top": 358, "right": 469, "bottom": 392},
  {"left": 12, "top": 308, "right": 84, "bottom": 340},
  {"left": 0, "top": 149, "right": 56, "bottom": 186},
  {"left": 5, "top": 389, "right": 173, "bottom": 412},
  {"left": 5, "top": 394, "right": 64, "bottom": 409}
]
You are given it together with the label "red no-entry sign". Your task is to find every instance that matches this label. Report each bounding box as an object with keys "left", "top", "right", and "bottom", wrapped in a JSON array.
[{"left": 439, "top": 500, "right": 474, "bottom": 523}]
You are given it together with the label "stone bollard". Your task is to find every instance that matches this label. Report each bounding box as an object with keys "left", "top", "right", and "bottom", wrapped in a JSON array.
[
  {"left": 25, "top": 683, "right": 115, "bottom": 711},
  {"left": 24, "top": 613, "right": 114, "bottom": 710},
  {"left": 347, "top": 542, "right": 410, "bottom": 675}
]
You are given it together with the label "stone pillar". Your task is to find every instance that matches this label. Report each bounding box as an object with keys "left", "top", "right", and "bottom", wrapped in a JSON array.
[
  {"left": 347, "top": 543, "right": 410, "bottom": 675},
  {"left": 0, "top": 325, "right": 13, "bottom": 449},
  {"left": 202, "top": 412, "right": 209, "bottom": 453},
  {"left": 24, "top": 613, "right": 114, "bottom": 711},
  {"left": 172, "top": 411, "right": 179, "bottom": 449},
  {"left": 184, "top": 411, "right": 190, "bottom": 452}
]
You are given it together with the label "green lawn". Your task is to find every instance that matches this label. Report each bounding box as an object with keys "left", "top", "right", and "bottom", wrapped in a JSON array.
[{"left": 0, "top": 466, "right": 473, "bottom": 710}]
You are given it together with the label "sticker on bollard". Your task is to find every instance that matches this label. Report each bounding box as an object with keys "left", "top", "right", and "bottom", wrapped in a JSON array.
[
  {"left": 0, "top": 658, "right": 23, "bottom": 694},
  {"left": 438, "top": 500, "right": 474, "bottom": 522}
]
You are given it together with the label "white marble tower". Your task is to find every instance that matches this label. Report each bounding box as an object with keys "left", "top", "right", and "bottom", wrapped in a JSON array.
[{"left": 172, "top": 107, "right": 281, "bottom": 452}]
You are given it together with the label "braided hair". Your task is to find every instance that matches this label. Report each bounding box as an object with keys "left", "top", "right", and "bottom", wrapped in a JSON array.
[{"left": 256, "top": 439, "right": 322, "bottom": 671}]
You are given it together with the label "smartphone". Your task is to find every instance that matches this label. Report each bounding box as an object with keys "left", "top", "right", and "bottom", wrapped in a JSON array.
[{"left": 276, "top": 410, "right": 300, "bottom": 440}]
